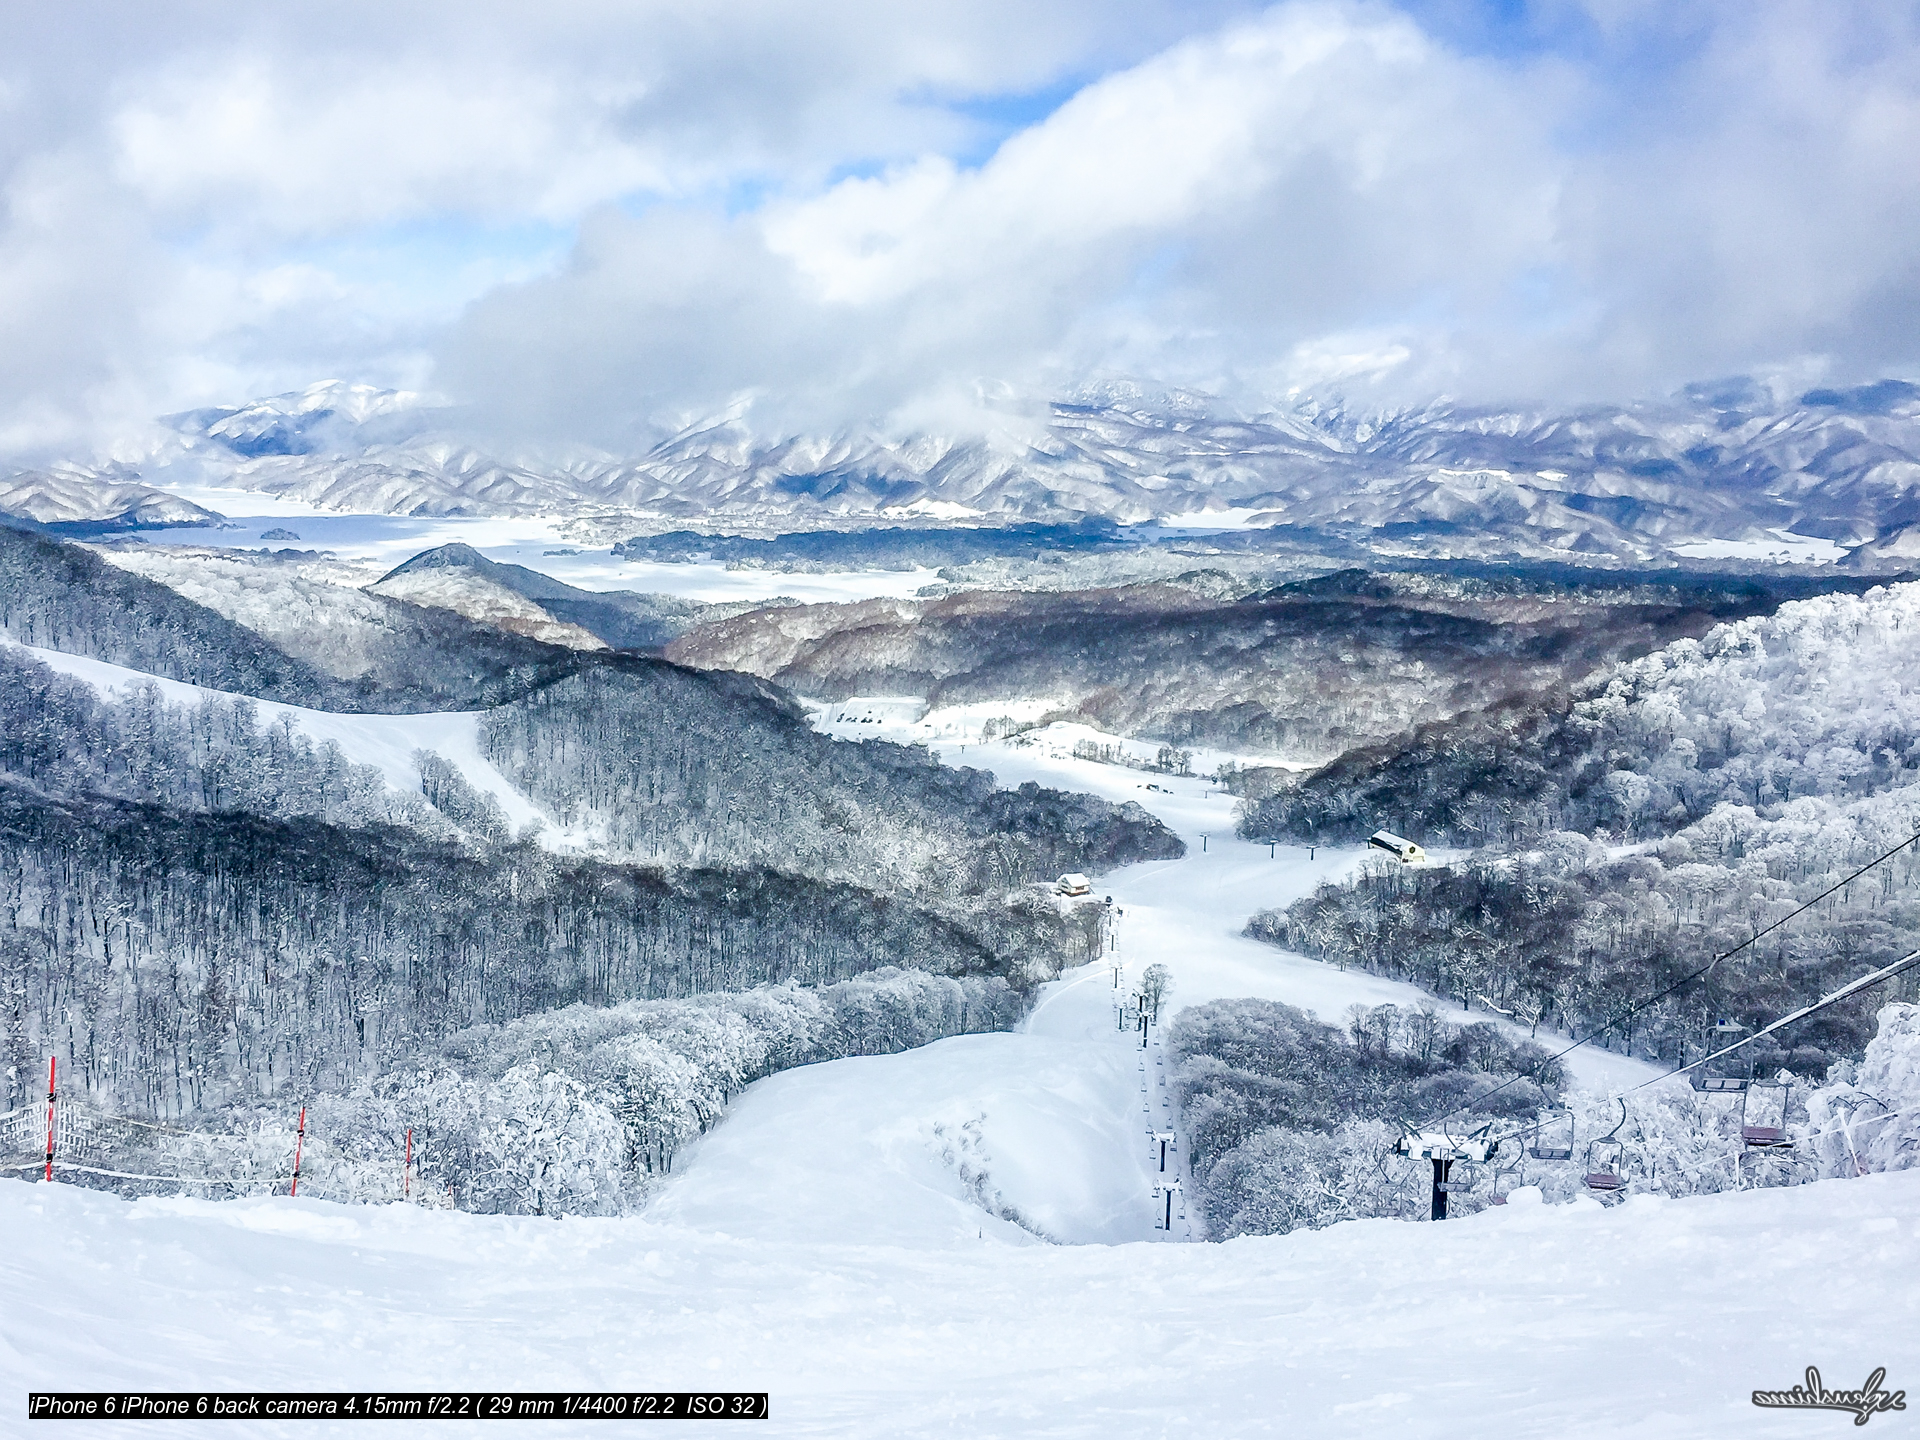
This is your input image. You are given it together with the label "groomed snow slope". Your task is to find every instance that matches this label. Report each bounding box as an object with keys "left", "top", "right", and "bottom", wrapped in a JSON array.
[
  {"left": 653, "top": 720, "right": 1658, "bottom": 1256},
  {"left": 4, "top": 1173, "right": 1915, "bottom": 1437},
  {"left": 820, "top": 701, "right": 1658, "bottom": 1093}
]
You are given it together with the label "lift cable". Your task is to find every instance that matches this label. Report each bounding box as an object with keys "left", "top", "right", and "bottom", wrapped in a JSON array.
[
  {"left": 1416, "top": 824, "right": 1920, "bottom": 1136},
  {"left": 1628, "top": 944, "right": 1920, "bottom": 1096}
]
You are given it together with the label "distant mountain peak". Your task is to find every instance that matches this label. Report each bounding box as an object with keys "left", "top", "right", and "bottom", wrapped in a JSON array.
[
  {"left": 380, "top": 542, "right": 490, "bottom": 579},
  {"left": 161, "top": 381, "right": 432, "bottom": 459}
]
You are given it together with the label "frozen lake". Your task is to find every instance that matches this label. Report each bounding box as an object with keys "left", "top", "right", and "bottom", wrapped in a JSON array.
[{"left": 134, "top": 509, "right": 941, "bottom": 604}]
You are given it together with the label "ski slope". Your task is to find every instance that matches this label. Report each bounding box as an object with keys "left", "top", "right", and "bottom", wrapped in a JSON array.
[
  {"left": 652, "top": 715, "right": 1657, "bottom": 1259},
  {"left": 8, "top": 683, "right": 1894, "bottom": 1438},
  {"left": 819, "top": 701, "right": 1661, "bottom": 1094},
  {"left": 5, "top": 1169, "right": 1916, "bottom": 1437}
]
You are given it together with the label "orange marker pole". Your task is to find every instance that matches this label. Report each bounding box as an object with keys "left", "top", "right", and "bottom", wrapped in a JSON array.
[
  {"left": 290, "top": 1106, "right": 307, "bottom": 1197},
  {"left": 43, "top": 1057, "right": 56, "bottom": 1183}
]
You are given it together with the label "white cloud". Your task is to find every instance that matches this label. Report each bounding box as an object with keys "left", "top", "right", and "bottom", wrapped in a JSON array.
[
  {"left": 1, "top": 0, "right": 1916, "bottom": 453},
  {"left": 0, "top": 0, "right": 1232, "bottom": 451},
  {"left": 110, "top": 60, "right": 668, "bottom": 235},
  {"left": 443, "top": 3, "right": 1575, "bottom": 437}
]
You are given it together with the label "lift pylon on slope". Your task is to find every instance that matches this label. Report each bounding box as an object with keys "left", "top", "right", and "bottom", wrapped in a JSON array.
[{"left": 1394, "top": 1128, "right": 1497, "bottom": 1220}]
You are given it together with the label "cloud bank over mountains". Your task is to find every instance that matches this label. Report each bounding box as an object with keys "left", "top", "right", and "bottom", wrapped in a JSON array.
[{"left": 4, "top": 1, "right": 1917, "bottom": 452}]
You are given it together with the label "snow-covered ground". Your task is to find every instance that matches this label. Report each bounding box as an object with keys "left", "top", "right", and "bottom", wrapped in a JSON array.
[
  {"left": 8, "top": 673, "right": 1890, "bottom": 1439},
  {"left": 649, "top": 712, "right": 1657, "bottom": 1268},
  {"left": 810, "top": 698, "right": 1658, "bottom": 1092},
  {"left": 1670, "top": 530, "right": 1850, "bottom": 564},
  {"left": 6, "top": 1164, "right": 1915, "bottom": 1437},
  {"left": 807, "top": 696, "right": 1307, "bottom": 791}
]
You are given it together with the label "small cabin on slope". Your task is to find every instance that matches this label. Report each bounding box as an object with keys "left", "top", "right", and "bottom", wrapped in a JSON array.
[
  {"left": 1055, "top": 873, "right": 1093, "bottom": 897},
  {"left": 1368, "top": 831, "right": 1425, "bottom": 864}
]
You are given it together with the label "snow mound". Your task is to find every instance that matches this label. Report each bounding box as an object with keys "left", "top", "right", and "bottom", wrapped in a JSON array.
[{"left": 648, "top": 1032, "right": 1156, "bottom": 1248}]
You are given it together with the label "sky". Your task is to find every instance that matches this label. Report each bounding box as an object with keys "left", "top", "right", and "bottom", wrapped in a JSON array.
[{"left": 2, "top": 0, "right": 1917, "bottom": 453}]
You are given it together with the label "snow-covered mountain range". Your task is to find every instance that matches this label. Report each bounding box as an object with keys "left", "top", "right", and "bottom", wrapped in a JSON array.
[
  {"left": 7, "top": 376, "right": 1920, "bottom": 562},
  {"left": 0, "top": 466, "right": 221, "bottom": 531}
]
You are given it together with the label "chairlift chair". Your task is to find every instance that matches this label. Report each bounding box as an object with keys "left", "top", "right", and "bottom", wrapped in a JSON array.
[
  {"left": 1690, "top": 1019, "right": 1753, "bottom": 1093},
  {"left": 1437, "top": 1153, "right": 1481, "bottom": 1195},
  {"left": 1582, "top": 1100, "right": 1629, "bottom": 1194},
  {"left": 1528, "top": 1108, "right": 1573, "bottom": 1162},
  {"left": 1741, "top": 1078, "right": 1794, "bottom": 1149},
  {"left": 1488, "top": 1154, "right": 1523, "bottom": 1205},
  {"left": 1691, "top": 1073, "right": 1750, "bottom": 1093}
]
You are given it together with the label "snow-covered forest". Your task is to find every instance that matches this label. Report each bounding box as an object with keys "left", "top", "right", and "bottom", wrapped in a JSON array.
[
  {"left": 0, "top": 528, "right": 1185, "bottom": 1202},
  {"left": 1241, "top": 579, "right": 1920, "bottom": 845},
  {"left": 1244, "top": 582, "right": 1920, "bottom": 1078},
  {"left": 33, "top": 967, "right": 1024, "bottom": 1216},
  {"left": 1173, "top": 996, "right": 1920, "bottom": 1241},
  {"left": 668, "top": 565, "right": 1888, "bottom": 760},
  {"left": 1168, "top": 997, "right": 1561, "bottom": 1238},
  {"left": 483, "top": 663, "right": 1177, "bottom": 888},
  {"left": 1, "top": 519, "right": 344, "bottom": 705},
  {"left": 2, "top": 523, "right": 589, "bottom": 711}
]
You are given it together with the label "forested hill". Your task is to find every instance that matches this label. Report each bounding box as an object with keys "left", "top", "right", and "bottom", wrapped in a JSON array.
[
  {"left": 483, "top": 658, "right": 1180, "bottom": 892},
  {"left": 0, "top": 520, "right": 344, "bottom": 706},
  {"left": 5, "top": 525, "right": 1180, "bottom": 891},
  {"left": 0, "top": 778, "right": 1079, "bottom": 1123},
  {"left": 0, "top": 583, "right": 1179, "bottom": 1144},
  {"left": 1240, "top": 579, "right": 1920, "bottom": 847},
  {"left": 668, "top": 565, "right": 1893, "bottom": 762},
  {"left": 1245, "top": 581, "right": 1920, "bottom": 1079},
  {"left": 18, "top": 527, "right": 585, "bottom": 712},
  {"left": 0, "top": 526, "right": 1175, "bottom": 898},
  {"left": 0, "top": 650, "right": 1137, "bottom": 1136}
]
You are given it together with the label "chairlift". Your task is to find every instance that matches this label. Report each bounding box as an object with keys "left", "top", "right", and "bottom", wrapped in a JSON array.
[
  {"left": 1692, "top": 1057, "right": 1751, "bottom": 1095},
  {"left": 1440, "top": 1153, "right": 1484, "bottom": 1197},
  {"left": 1488, "top": 1154, "right": 1523, "bottom": 1206},
  {"left": 1583, "top": 1100, "right": 1629, "bottom": 1194},
  {"left": 1690, "top": 1018, "right": 1754, "bottom": 1092},
  {"left": 1691, "top": 1072, "right": 1750, "bottom": 1093},
  {"left": 1528, "top": 1108, "right": 1573, "bottom": 1162},
  {"left": 1741, "top": 1078, "right": 1794, "bottom": 1149}
]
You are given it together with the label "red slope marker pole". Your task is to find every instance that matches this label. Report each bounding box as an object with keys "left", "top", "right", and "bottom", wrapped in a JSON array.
[
  {"left": 404, "top": 1127, "right": 412, "bottom": 1201},
  {"left": 290, "top": 1106, "right": 307, "bottom": 1197},
  {"left": 43, "top": 1057, "right": 56, "bottom": 1183}
]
